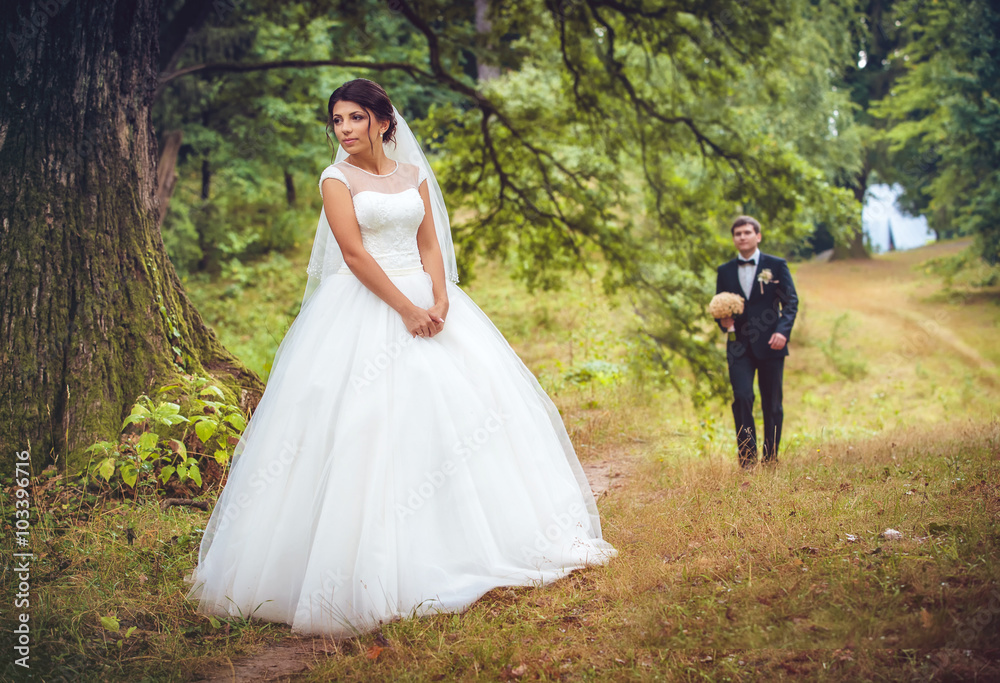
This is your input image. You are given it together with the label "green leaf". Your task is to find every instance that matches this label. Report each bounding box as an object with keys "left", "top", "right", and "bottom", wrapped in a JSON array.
[
  {"left": 124, "top": 626, "right": 137, "bottom": 638},
  {"left": 159, "top": 465, "right": 176, "bottom": 484},
  {"left": 98, "top": 457, "right": 115, "bottom": 481},
  {"left": 122, "top": 404, "right": 151, "bottom": 428},
  {"left": 137, "top": 431, "right": 159, "bottom": 452},
  {"left": 199, "top": 385, "right": 225, "bottom": 399},
  {"left": 224, "top": 413, "right": 247, "bottom": 431},
  {"left": 154, "top": 401, "right": 181, "bottom": 416},
  {"left": 195, "top": 420, "right": 217, "bottom": 443},
  {"left": 120, "top": 464, "right": 138, "bottom": 488},
  {"left": 188, "top": 465, "right": 202, "bottom": 487},
  {"left": 176, "top": 463, "right": 188, "bottom": 481},
  {"left": 100, "top": 616, "right": 120, "bottom": 632},
  {"left": 214, "top": 449, "right": 230, "bottom": 465},
  {"left": 209, "top": 616, "right": 222, "bottom": 629},
  {"left": 85, "top": 441, "right": 116, "bottom": 455},
  {"left": 161, "top": 413, "right": 190, "bottom": 427},
  {"left": 171, "top": 439, "right": 187, "bottom": 459}
]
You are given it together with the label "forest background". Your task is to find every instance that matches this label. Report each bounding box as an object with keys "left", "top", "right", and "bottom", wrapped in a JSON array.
[{"left": 2, "top": 0, "right": 998, "bottom": 472}]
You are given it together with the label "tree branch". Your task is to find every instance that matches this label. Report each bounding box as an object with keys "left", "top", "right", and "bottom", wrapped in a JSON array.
[
  {"left": 158, "top": 0, "right": 215, "bottom": 74},
  {"left": 158, "top": 59, "right": 435, "bottom": 89}
]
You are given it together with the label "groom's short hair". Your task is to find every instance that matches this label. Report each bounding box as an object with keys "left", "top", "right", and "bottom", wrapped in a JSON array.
[{"left": 731, "top": 216, "right": 761, "bottom": 234}]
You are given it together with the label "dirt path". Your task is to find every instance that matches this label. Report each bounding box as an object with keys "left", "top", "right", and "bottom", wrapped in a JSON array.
[{"left": 191, "top": 636, "right": 338, "bottom": 682}]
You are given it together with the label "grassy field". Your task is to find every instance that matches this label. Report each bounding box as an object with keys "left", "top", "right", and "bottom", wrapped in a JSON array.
[{"left": 3, "top": 239, "right": 998, "bottom": 682}]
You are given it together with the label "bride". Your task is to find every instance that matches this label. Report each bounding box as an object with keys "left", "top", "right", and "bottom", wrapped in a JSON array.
[{"left": 184, "top": 78, "right": 616, "bottom": 637}]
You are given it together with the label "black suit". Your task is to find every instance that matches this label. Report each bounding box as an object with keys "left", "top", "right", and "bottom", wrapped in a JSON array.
[{"left": 716, "top": 252, "right": 798, "bottom": 466}]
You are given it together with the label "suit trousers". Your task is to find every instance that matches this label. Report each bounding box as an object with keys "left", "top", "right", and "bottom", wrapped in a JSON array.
[{"left": 727, "top": 345, "right": 784, "bottom": 466}]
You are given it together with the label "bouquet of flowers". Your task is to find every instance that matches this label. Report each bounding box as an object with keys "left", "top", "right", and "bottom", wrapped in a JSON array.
[{"left": 708, "top": 292, "right": 744, "bottom": 339}]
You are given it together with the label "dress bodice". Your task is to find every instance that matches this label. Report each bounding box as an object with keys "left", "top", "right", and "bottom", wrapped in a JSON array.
[{"left": 314, "top": 160, "right": 428, "bottom": 275}]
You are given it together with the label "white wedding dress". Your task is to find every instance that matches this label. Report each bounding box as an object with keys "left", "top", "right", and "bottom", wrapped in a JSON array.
[{"left": 184, "top": 159, "right": 616, "bottom": 637}]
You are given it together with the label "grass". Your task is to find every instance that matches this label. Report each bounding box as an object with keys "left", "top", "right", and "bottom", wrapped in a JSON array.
[
  {"left": 300, "top": 421, "right": 1000, "bottom": 681},
  {"left": 3, "top": 238, "right": 999, "bottom": 681}
]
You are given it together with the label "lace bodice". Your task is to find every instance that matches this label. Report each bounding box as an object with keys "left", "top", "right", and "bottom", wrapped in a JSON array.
[{"left": 308, "top": 160, "right": 428, "bottom": 276}]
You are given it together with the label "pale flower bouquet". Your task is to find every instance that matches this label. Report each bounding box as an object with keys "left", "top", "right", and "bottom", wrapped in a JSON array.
[{"left": 708, "top": 292, "right": 745, "bottom": 339}]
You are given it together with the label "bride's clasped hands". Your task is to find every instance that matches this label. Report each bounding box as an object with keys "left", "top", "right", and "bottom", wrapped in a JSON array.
[{"left": 401, "top": 300, "right": 446, "bottom": 338}]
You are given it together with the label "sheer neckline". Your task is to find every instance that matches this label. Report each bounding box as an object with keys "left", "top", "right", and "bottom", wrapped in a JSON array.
[{"left": 340, "top": 159, "right": 399, "bottom": 177}]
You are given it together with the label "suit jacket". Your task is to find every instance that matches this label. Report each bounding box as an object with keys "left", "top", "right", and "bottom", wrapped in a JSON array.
[{"left": 715, "top": 252, "right": 798, "bottom": 359}]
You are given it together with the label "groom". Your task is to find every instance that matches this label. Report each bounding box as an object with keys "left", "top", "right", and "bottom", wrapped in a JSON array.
[{"left": 715, "top": 216, "right": 798, "bottom": 468}]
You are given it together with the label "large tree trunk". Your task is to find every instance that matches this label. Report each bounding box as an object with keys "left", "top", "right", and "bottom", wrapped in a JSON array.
[
  {"left": 0, "top": 0, "right": 262, "bottom": 477},
  {"left": 834, "top": 167, "right": 872, "bottom": 260},
  {"left": 474, "top": 0, "right": 500, "bottom": 82},
  {"left": 846, "top": 175, "right": 871, "bottom": 259},
  {"left": 156, "top": 130, "right": 183, "bottom": 226},
  {"left": 284, "top": 169, "right": 296, "bottom": 207}
]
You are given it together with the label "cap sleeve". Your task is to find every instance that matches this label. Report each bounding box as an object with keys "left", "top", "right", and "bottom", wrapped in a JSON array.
[
  {"left": 417, "top": 163, "right": 427, "bottom": 187},
  {"left": 318, "top": 165, "right": 350, "bottom": 197}
]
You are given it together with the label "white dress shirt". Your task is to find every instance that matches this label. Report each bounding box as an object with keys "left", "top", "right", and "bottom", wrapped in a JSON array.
[{"left": 737, "top": 248, "right": 760, "bottom": 300}]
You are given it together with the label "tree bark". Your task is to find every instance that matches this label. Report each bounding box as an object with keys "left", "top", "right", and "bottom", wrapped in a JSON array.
[
  {"left": 156, "top": 130, "right": 183, "bottom": 226},
  {"left": 284, "top": 169, "right": 296, "bottom": 207},
  {"left": 834, "top": 168, "right": 872, "bottom": 260},
  {"left": 474, "top": 0, "right": 500, "bottom": 82},
  {"left": 0, "top": 0, "right": 262, "bottom": 477},
  {"left": 846, "top": 174, "right": 871, "bottom": 259}
]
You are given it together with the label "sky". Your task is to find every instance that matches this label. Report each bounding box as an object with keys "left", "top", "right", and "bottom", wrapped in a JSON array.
[{"left": 862, "top": 183, "right": 935, "bottom": 253}]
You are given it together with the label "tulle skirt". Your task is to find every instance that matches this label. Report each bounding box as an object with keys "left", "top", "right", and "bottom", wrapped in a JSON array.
[{"left": 184, "top": 269, "right": 616, "bottom": 637}]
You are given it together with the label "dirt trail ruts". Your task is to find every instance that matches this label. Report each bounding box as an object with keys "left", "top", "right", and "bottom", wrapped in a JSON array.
[
  {"left": 795, "top": 239, "right": 997, "bottom": 376},
  {"left": 190, "top": 636, "right": 338, "bottom": 682}
]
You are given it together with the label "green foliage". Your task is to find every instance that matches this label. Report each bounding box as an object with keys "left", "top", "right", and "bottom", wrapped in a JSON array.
[
  {"left": 184, "top": 252, "right": 302, "bottom": 380},
  {"left": 81, "top": 375, "right": 247, "bottom": 494},
  {"left": 922, "top": 246, "right": 1000, "bottom": 289},
  {"left": 414, "top": 0, "right": 864, "bottom": 398},
  {"left": 154, "top": 7, "right": 337, "bottom": 274},
  {"left": 563, "top": 360, "right": 624, "bottom": 387},
  {"left": 872, "top": 0, "right": 1000, "bottom": 262}
]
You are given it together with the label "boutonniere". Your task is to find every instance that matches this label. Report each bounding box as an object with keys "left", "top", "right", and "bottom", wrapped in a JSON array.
[{"left": 757, "top": 268, "right": 778, "bottom": 294}]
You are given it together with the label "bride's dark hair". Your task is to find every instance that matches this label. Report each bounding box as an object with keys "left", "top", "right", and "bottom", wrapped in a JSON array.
[{"left": 326, "top": 79, "right": 397, "bottom": 159}]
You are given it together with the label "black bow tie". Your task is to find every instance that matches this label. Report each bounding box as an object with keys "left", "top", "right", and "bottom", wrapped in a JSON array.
[{"left": 739, "top": 258, "right": 756, "bottom": 266}]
